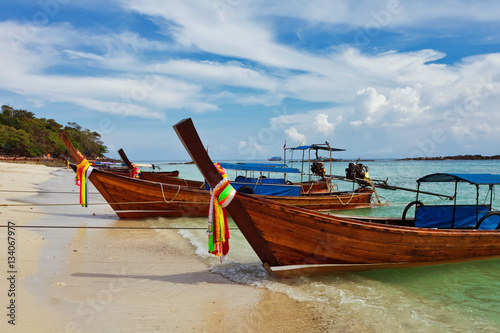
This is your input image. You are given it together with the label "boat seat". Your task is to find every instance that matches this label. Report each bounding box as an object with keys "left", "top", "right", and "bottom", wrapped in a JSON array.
[{"left": 415, "top": 205, "right": 490, "bottom": 229}]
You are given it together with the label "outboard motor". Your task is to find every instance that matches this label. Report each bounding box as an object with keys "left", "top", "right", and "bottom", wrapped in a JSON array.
[
  {"left": 346, "top": 162, "right": 356, "bottom": 180},
  {"left": 311, "top": 161, "right": 326, "bottom": 178},
  {"left": 345, "top": 163, "right": 367, "bottom": 180}
]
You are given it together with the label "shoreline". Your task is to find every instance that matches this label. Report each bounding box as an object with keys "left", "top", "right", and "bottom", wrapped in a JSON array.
[
  {"left": 0, "top": 162, "right": 65, "bottom": 331},
  {"left": 399, "top": 154, "right": 500, "bottom": 161},
  {"left": 0, "top": 162, "right": 325, "bottom": 332}
]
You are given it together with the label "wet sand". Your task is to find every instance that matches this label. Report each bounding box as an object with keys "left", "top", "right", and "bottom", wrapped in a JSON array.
[{"left": 0, "top": 162, "right": 325, "bottom": 332}]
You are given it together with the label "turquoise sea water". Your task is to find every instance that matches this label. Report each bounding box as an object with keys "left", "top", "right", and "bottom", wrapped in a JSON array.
[{"left": 140, "top": 159, "right": 500, "bottom": 332}]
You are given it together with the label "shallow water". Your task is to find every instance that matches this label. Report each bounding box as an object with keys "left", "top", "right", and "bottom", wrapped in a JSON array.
[{"left": 141, "top": 159, "right": 500, "bottom": 332}]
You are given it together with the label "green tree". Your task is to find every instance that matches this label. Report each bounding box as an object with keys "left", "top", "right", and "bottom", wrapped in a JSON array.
[
  {"left": 63, "top": 123, "right": 108, "bottom": 158},
  {"left": 0, "top": 108, "right": 108, "bottom": 158},
  {"left": 0, "top": 125, "right": 35, "bottom": 156}
]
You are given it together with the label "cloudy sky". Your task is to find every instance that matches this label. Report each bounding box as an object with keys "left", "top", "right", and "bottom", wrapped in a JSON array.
[{"left": 2, "top": 0, "right": 500, "bottom": 161}]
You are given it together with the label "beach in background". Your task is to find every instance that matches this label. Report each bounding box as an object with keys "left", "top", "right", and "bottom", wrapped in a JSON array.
[{"left": 0, "top": 162, "right": 324, "bottom": 332}]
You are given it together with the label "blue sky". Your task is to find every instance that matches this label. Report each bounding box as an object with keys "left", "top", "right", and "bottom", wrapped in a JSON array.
[{"left": 1, "top": 1, "right": 500, "bottom": 161}]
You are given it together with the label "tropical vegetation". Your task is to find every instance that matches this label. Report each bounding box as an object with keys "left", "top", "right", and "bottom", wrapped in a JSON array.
[{"left": 0, "top": 107, "right": 108, "bottom": 158}]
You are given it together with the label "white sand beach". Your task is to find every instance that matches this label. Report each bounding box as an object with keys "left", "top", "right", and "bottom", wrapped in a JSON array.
[{"left": 0, "top": 162, "right": 324, "bottom": 332}]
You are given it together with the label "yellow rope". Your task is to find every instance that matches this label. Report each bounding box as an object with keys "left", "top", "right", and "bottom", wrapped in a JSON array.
[
  {"left": 303, "top": 182, "right": 315, "bottom": 194},
  {"left": 330, "top": 191, "right": 357, "bottom": 205}
]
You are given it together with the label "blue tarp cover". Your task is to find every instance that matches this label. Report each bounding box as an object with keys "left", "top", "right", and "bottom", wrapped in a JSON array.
[
  {"left": 417, "top": 173, "right": 500, "bottom": 185},
  {"left": 235, "top": 177, "right": 285, "bottom": 184},
  {"left": 219, "top": 162, "right": 302, "bottom": 174},
  {"left": 204, "top": 181, "right": 301, "bottom": 196},
  {"left": 415, "top": 205, "right": 490, "bottom": 228},
  {"left": 232, "top": 182, "right": 301, "bottom": 196},
  {"left": 478, "top": 214, "right": 500, "bottom": 230}
]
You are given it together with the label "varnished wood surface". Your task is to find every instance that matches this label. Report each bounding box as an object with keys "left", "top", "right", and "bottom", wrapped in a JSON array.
[
  {"left": 68, "top": 162, "right": 209, "bottom": 219},
  {"left": 109, "top": 170, "right": 183, "bottom": 182},
  {"left": 63, "top": 126, "right": 374, "bottom": 219},
  {"left": 239, "top": 194, "right": 500, "bottom": 265},
  {"left": 117, "top": 148, "right": 134, "bottom": 169},
  {"left": 116, "top": 148, "right": 181, "bottom": 179},
  {"left": 62, "top": 131, "right": 208, "bottom": 219},
  {"left": 258, "top": 191, "right": 373, "bottom": 210},
  {"left": 173, "top": 118, "right": 500, "bottom": 276},
  {"left": 90, "top": 168, "right": 209, "bottom": 219},
  {"left": 174, "top": 118, "right": 280, "bottom": 266}
]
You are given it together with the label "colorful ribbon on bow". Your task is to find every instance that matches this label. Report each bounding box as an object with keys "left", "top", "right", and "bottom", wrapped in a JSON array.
[
  {"left": 131, "top": 164, "right": 141, "bottom": 179},
  {"left": 207, "top": 163, "right": 237, "bottom": 261},
  {"left": 75, "top": 151, "right": 93, "bottom": 207}
]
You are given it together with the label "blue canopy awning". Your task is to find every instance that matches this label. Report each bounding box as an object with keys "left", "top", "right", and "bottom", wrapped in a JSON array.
[
  {"left": 218, "top": 162, "right": 302, "bottom": 174},
  {"left": 417, "top": 173, "right": 500, "bottom": 185},
  {"left": 286, "top": 144, "right": 345, "bottom": 152}
]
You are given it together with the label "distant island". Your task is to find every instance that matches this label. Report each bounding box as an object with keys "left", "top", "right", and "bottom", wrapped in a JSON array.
[
  {"left": 400, "top": 155, "right": 500, "bottom": 161},
  {"left": 167, "top": 161, "right": 194, "bottom": 165}
]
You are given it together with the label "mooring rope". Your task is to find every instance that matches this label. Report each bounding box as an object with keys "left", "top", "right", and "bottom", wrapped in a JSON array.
[
  {"left": 0, "top": 225, "right": 238, "bottom": 230},
  {"left": 332, "top": 191, "right": 356, "bottom": 205},
  {"left": 158, "top": 183, "right": 181, "bottom": 203},
  {"left": 0, "top": 199, "right": 435, "bottom": 208},
  {"left": 159, "top": 182, "right": 168, "bottom": 202},
  {"left": 0, "top": 199, "right": 208, "bottom": 207},
  {"left": 0, "top": 190, "right": 100, "bottom": 194}
]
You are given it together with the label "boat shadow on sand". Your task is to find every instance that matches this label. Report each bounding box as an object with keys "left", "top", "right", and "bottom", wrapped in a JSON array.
[{"left": 71, "top": 271, "right": 236, "bottom": 285}]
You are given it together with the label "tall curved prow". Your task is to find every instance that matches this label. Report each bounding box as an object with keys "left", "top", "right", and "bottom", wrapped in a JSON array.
[
  {"left": 173, "top": 118, "right": 279, "bottom": 270},
  {"left": 118, "top": 148, "right": 135, "bottom": 170},
  {"left": 60, "top": 131, "right": 85, "bottom": 164}
]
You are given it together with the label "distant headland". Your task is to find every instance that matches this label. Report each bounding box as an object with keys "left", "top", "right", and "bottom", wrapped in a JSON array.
[
  {"left": 1, "top": 105, "right": 108, "bottom": 162},
  {"left": 400, "top": 155, "right": 500, "bottom": 161}
]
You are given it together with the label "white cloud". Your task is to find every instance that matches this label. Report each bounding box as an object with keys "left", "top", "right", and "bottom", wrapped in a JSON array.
[
  {"left": 260, "top": 0, "right": 500, "bottom": 31},
  {"left": 3, "top": 1, "right": 500, "bottom": 158},
  {"left": 4, "top": 4, "right": 499, "bottom": 126},
  {"left": 475, "top": 123, "right": 493, "bottom": 134},
  {"left": 313, "top": 114, "right": 335, "bottom": 135},
  {"left": 451, "top": 125, "right": 474, "bottom": 137},
  {"left": 63, "top": 49, "right": 104, "bottom": 61},
  {"left": 284, "top": 127, "right": 305, "bottom": 143},
  {"left": 354, "top": 87, "right": 387, "bottom": 125},
  {"left": 155, "top": 60, "right": 277, "bottom": 91},
  {"left": 0, "top": 21, "right": 219, "bottom": 118},
  {"left": 353, "top": 85, "right": 431, "bottom": 127},
  {"left": 238, "top": 139, "right": 266, "bottom": 159},
  {"left": 120, "top": 0, "right": 345, "bottom": 74},
  {"left": 387, "top": 85, "right": 429, "bottom": 123}
]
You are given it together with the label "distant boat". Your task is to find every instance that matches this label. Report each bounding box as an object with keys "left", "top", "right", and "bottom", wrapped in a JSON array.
[
  {"left": 89, "top": 148, "right": 180, "bottom": 180},
  {"left": 268, "top": 156, "right": 282, "bottom": 161}
]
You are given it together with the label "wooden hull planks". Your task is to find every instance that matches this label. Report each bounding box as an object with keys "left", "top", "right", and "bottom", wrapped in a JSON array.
[
  {"left": 88, "top": 168, "right": 209, "bottom": 219},
  {"left": 174, "top": 118, "right": 500, "bottom": 276}
]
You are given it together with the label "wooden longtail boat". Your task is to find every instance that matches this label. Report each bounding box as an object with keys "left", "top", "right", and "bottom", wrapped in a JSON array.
[
  {"left": 173, "top": 118, "right": 500, "bottom": 276},
  {"left": 100, "top": 167, "right": 180, "bottom": 179},
  {"left": 69, "top": 160, "right": 371, "bottom": 218},
  {"left": 207, "top": 162, "right": 374, "bottom": 210},
  {"left": 92, "top": 148, "right": 180, "bottom": 180},
  {"left": 61, "top": 132, "right": 207, "bottom": 219},
  {"left": 70, "top": 163, "right": 208, "bottom": 218},
  {"left": 61, "top": 134, "right": 374, "bottom": 219},
  {"left": 113, "top": 148, "right": 180, "bottom": 180}
]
